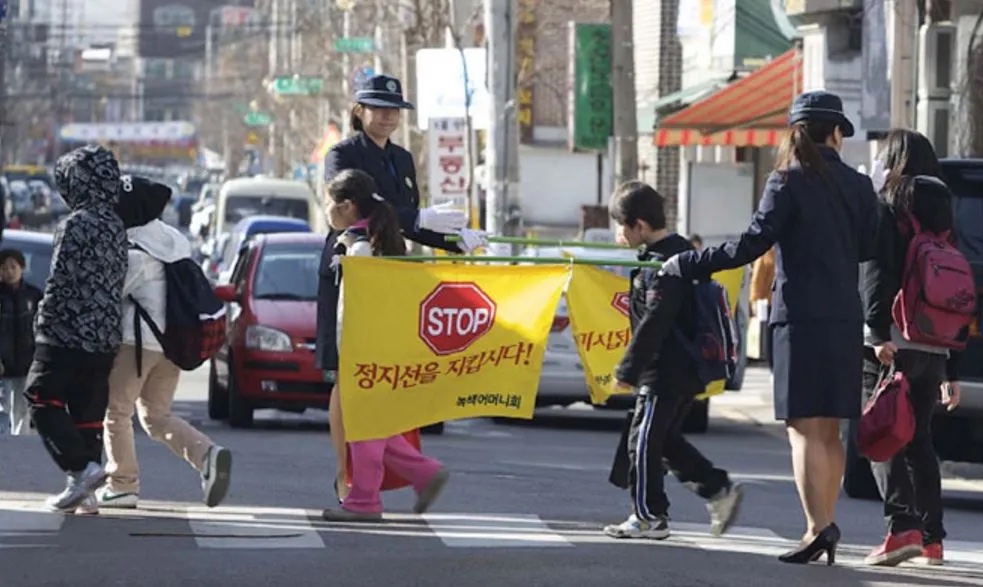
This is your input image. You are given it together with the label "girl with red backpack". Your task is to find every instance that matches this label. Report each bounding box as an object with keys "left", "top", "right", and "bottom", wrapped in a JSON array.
[{"left": 860, "top": 129, "right": 968, "bottom": 567}]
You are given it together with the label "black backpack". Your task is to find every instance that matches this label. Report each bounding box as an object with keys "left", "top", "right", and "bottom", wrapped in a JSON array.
[{"left": 130, "top": 245, "right": 227, "bottom": 375}]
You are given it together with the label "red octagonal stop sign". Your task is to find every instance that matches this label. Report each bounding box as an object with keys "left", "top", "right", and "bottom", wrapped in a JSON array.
[
  {"left": 419, "top": 282, "right": 498, "bottom": 355},
  {"left": 611, "top": 292, "right": 630, "bottom": 317}
]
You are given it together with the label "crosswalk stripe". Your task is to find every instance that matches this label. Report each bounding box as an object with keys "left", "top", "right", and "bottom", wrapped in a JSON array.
[
  {"left": 2, "top": 495, "right": 983, "bottom": 576},
  {"left": 0, "top": 501, "right": 64, "bottom": 550},
  {"left": 422, "top": 513, "right": 572, "bottom": 548}
]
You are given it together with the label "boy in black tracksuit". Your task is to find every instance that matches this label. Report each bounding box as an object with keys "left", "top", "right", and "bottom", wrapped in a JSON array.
[{"left": 603, "top": 181, "right": 744, "bottom": 540}]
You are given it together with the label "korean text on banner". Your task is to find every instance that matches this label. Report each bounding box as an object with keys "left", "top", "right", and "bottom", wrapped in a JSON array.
[
  {"left": 338, "top": 257, "right": 569, "bottom": 441},
  {"left": 566, "top": 265, "right": 746, "bottom": 405}
]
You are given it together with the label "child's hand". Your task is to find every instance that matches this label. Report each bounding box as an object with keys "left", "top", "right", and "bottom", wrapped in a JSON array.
[{"left": 614, "top": 380, "right": 633, "bottom": 393}]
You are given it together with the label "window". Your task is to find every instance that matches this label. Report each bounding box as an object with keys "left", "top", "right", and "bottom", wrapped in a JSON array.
[
  {"left": 173, "top": 60, "right": 197, "bottom": 80},
  {"left": 251, "top": 244, "right": 323, "bottom": 301},
  {"left": 224, "top": 195, "right": 309, "bottom": 225},
  {"left": 144, "top": 59, "right": 170, "bottom": 79}
]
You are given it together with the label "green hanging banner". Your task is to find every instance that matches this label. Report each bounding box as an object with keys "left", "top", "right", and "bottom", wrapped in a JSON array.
[{"left": 569, "top": 23, "right": 613, "bottom": 152}]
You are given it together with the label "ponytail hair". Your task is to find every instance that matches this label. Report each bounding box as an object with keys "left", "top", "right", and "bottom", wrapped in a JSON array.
[
  {"left": 326, "top": 169, "right": 406, "bottom": 256},
  {"left": 367, "top": 199, "right": 406, "bottom": 256},
  {"left": 774, "top": 120, "right": 839, "bottom": 179}
]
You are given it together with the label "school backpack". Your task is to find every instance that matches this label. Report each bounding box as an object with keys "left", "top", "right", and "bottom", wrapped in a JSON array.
[
  {"left": 674, "top": 278, "right": 739, "bottom": 386},
  {"left": 130, "top": 244, "right": 228, "bottom": 375},
  {"left": 891, "top": 216, "right": 976, "bottom": 350}
]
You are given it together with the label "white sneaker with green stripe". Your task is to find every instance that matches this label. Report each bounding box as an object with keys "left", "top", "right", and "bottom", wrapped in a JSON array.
[{"left": 95, "top": 487, "right": 139, "bottom": 509}]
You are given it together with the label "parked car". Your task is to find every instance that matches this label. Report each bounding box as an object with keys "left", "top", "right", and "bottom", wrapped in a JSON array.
[
  {"left": 524, "top": 237, "right": 750, "bottom": 434},
  {"left": 209, "top": 233, "right": 326, "bottom": 428},
  {"left": 214, "top": 215, "right": 313, "bottom": 284},
  {"left": 843, "top": 158, "right": 983, "bottom": 499}
]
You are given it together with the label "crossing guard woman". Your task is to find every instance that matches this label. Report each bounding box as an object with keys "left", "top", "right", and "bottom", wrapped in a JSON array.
[{"left": 316, "top": 74, "right": 485, "bottom": 501}]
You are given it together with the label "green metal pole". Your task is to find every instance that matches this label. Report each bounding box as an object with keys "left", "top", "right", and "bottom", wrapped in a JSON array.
[
  {"left": 444, "top": 234, "right": 632, "bottom": 250},
  {"left": 389, "top": 255, "right": 663, "bottom": 268}
]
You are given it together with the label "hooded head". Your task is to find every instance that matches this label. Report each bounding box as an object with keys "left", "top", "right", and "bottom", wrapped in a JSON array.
[
  {"left": 54, "top": 144, "right": 121, "bottom": 210},
  {"left": 115, "top": 175, "right": 173, "bottom": 228}
]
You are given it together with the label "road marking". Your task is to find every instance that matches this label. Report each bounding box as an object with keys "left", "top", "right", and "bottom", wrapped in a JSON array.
[
  {"left": 182, "top": 506, "right": 327, "bottom": 549},
  {"left": 0, "top": 502, "right": 64, "bottom": 549},
  {"left": 422, "top": 513, "right": 573, "bottom": 548}
]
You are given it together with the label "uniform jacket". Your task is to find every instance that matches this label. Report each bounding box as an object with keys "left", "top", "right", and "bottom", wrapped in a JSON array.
[
  {"left": 0, "top": 280, "right": 43, "bottom": 376},
  {"left": 316, "top": 131, "right": 456, "bottom": 370},
  {"left": 614, "top": 234, "right": 704, "bottom": 395},
  {"left": 676, "top": 146, "right": 879, "bottom": 325},
  {"left": 323, "top": 131, "right": 458, "bottom": 251},
  {"left": 860, "top": 195, "right": 961, "bottom": 379},
  {"left": 122, "top": 220, "right": 194, "bottom": 352},
  {"left": 36, "top": 145, "right": 127, "bottom": 354}
]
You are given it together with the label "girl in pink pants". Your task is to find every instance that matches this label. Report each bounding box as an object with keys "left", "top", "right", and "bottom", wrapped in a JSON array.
[
  {"left": 323, "top": 435, "right": 449, "bottom": 521},
  {"left": 320, "top": 169, "right": 450, "bottom": 522}
]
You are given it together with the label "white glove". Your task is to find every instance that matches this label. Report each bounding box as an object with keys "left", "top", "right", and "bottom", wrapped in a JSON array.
[
  {"left": 418, "top": 202, "right": 468, "bottom": 234},
  {"left": 457, "top": 228, "right": 488, "bottom": 253},
  {"left": 869, "top": 157, "right": 888, "bottom": 193},
  {"left": 659, "top": 254, "right": 682, "bottom": 277}
]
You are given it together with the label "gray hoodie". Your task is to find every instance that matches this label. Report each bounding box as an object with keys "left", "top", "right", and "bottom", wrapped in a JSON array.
[{"left": 35, "top": 145, "right": 127, "bottom": 354}]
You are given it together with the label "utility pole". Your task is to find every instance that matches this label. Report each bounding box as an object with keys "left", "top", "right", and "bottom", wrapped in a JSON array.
[
  {"left": 610, "top": 0, "right": 638, "bottom": 186},
  {"left": 484, "top": 0, "right": 520, "bottom": 250},
  {"left": 0, "top": 1, "right": 9, "bottom": 166},
  {"left": 341, "top": 6, "right": 353, "bottom": 135}
]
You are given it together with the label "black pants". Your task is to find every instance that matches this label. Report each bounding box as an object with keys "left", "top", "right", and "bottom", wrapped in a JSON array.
[
  {"left": 622, "top": 392, "right": 730, "bottom": 520},
  {"left": 24, "top": 344, "right": 115, "bottom": 473},
  {"left": 862, "top": 348, "right": 946, "bottom": 544}
]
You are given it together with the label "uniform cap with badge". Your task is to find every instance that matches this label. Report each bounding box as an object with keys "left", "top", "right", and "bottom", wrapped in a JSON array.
[{"left": 354, "top": 74, "right": 415, "bottom": 110}]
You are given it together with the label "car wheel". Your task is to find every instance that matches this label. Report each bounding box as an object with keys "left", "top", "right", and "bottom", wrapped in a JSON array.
[
  {"left": 681, "top": 399, "right": 710, "bottom": 434},
  {"left": 422, "top": 422, "right": 445, "bottom": 435},
  {"left": 207, "top": 361, "right": 229, "bottom": 421},
  {"left": 843, "top": 418, "right": 881, "bottom": 500},
  {"left": 227, "top": 362, "right": 254, "bottom": 429}
]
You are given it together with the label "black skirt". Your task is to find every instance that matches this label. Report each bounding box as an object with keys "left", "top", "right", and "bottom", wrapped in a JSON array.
[{"left": 771, "top": 321, "right": 863, "bottom": 420}]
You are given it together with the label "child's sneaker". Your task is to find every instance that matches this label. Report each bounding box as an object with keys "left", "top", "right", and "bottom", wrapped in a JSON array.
[
  {"left": 707, "top": 483, "right": 744, "bottom": 536},
  {"left": 96, "top": 487, "right": 139, "bottom": 509},
  {"left": 603, "top": 514, "right": 670, "bottom": 540},
  {"left": 201, "top": 445, "right": 232, "bottom": 508},
  {"left": 413, "top": 468, "right": 449, "bottom": 514},
  {"left": 74, "top": 494, "right": 99, "bottom": 516},
  {"left": 44, "top": 462, "right": 107, "bottom": 512}
]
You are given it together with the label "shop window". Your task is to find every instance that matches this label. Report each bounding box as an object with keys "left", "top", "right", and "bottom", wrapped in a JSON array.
[{"left": 144, "top": 59, "right": 170, "bottom": 79}]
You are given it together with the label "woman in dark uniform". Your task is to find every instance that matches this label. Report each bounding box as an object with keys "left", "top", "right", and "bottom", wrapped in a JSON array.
[
  {"left": 660, "top": 91, "right": 879, "bottom": 564},
  {"left": 316, "top": 74, "right": 485, "bottom": 500}
]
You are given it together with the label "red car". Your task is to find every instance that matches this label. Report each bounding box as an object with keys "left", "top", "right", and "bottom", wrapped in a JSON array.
[{"left": 209, "top": 233, "right": 328, "bottom": 428}]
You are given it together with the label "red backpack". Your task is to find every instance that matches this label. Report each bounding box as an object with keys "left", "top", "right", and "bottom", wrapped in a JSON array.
[{"left": 891, "top": 216, "right": 976, "bottom": 350}]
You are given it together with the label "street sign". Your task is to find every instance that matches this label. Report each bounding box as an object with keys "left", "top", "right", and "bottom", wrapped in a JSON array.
[
  {"left": 243, "top": 112, "right": 273, "bottom": 127},
  {"left": 351, "top": 66, "right": 375, "bottom": 89},
  {"left": 0, "top": 0, "right": 7, "bottom": 22},
  {"left": 335, "top": 37, "right": 375, "bottom": 53},
  {"left": 270, "top": 76, "right": 324, "bottom": 96}
]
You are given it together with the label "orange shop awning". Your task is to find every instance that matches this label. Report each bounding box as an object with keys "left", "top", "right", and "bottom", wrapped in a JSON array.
[{"left": 655, "top": 49, "right": 802, "bottom": 148}]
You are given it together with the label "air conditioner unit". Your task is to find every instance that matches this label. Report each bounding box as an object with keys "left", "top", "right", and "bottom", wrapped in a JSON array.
[
  {"left": 916, "top": 100, "right": 951, "bottom": 158},
  {"left": 917, "top": 23, "right": 955, "bottom": 100}
]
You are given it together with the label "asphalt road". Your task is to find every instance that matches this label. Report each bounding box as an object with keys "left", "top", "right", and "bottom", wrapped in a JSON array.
[{"left": 2, "top": 366, "right": 983, "bottom": 587}]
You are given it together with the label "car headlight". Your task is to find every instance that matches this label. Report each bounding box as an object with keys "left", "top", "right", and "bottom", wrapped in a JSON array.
[{"left": 245, "top": 325, "right": 293, "bottom": 352}]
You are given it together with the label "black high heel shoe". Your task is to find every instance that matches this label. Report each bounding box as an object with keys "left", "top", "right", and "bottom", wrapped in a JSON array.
[{"left": 778, "top": 523, "right": 840, "bottom": 565}]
